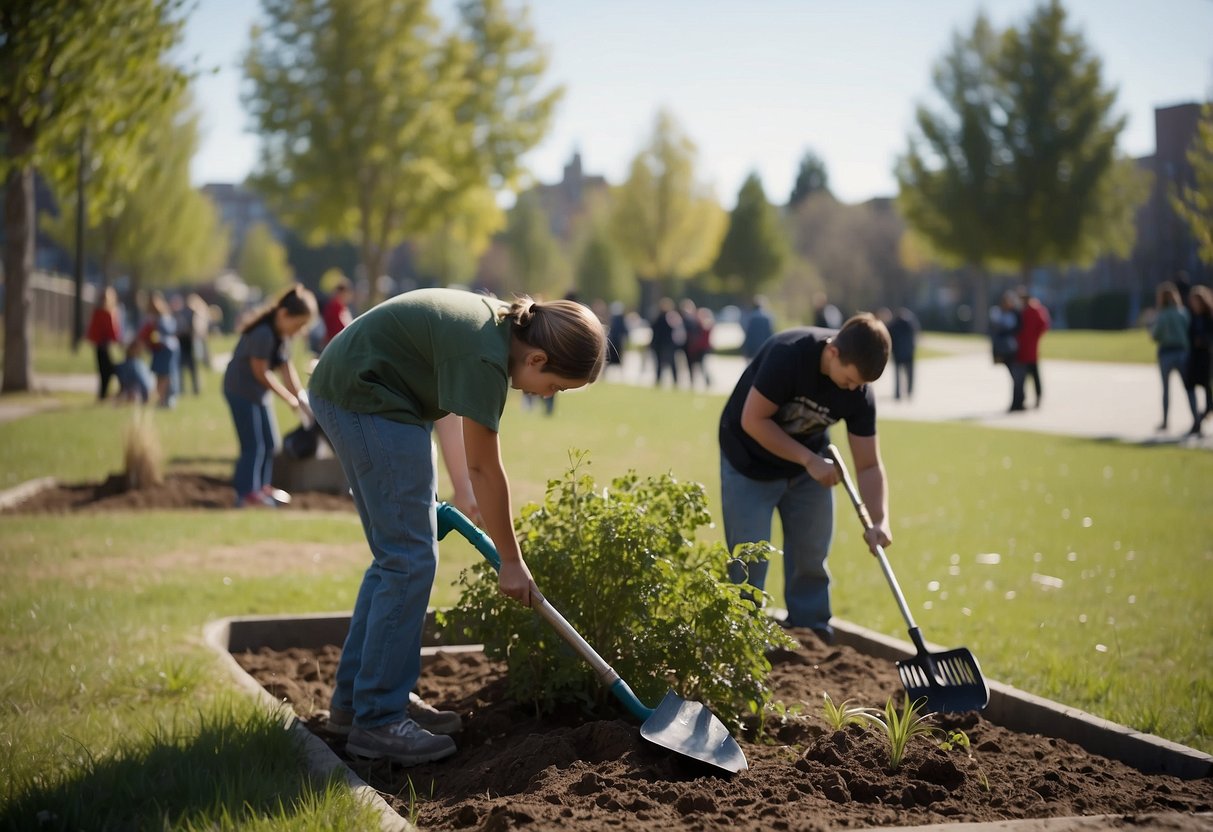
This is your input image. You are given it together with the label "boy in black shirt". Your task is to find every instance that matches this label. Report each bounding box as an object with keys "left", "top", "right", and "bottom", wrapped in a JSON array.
[{"left": 718, "top": 313, "right": 892, "bottom": 643}]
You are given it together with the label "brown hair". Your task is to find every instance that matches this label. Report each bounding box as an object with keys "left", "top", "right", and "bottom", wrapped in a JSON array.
[
  {"left": 832, "top": 312, "right": 891, "bottom": 382},
  {"left": 240, "top": 284, "right": 318, "bottom": 335},
  {"left": 1157, "top": 281, "right": 1179, "bottom": 308},
  {"left": 507, "top": 296, "right": 606, "bottom": 382},
  {"left": 1188, "top": 284, "right": 1212, "bottom": 315}
]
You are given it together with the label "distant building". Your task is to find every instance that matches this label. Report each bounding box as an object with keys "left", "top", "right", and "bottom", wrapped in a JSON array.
[{"left": 530, "top": 151, "right": 609, "bottom": 242}]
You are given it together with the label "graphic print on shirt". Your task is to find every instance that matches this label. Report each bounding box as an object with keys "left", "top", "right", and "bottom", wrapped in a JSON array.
[{"left": 774, "top": 395, "right": 836, "bottom": 439}]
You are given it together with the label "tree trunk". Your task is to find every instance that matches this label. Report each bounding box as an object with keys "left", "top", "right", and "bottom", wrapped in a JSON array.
[{"left": 2, "top": 153, "right": 36, "bottom": 394}]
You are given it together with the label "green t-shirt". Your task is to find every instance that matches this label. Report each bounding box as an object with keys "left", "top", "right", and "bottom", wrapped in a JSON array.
[{"left": 309, "top": 288, "right": 513, "bottom": 431}]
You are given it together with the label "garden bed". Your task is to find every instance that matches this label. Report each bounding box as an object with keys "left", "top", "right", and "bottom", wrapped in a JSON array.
[{"left": 226, "top": 618, "right": 1213, "bottom": 832}]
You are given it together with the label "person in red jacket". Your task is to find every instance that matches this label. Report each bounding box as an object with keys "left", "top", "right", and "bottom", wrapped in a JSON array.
[
  {"left": 321, "top": 278, "right": 354, "bottom": 351},
  {"left": 1015, "top": 286, "right": 1051, "bottom": 409},
  {"left": 85, "top": 287, "right": 123, "bottom": 400}
]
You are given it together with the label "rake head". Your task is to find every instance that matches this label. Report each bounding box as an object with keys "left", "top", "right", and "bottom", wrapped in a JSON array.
[{"left": 897, "top": 646, "right": 990, "bottom": 714}]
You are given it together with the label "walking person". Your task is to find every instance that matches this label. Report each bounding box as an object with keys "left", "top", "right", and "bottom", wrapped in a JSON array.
[
  {"left": 887, "top": 307, "right": 918, "bottom": 401},
  {"left": 718, "top": 313, "right": 893, "bottom": 644},
  {"left": 1150, "top": 281, "right": 1198, "bottom": 434},
  {"left": 223, "top": 285, "right": 317, "bottom": 508},
  {"left": 1016, "top": 287, "right": 1051, "bottom": 408},
  {"left": 1184, "top": 285, "right": 1213, "bottom": 435},
  {"left": 649, "top": 297, "right": 684, "bottom": 388},
  {"left": 308, "top": 287, "right": 605, "bottom": 766},
  {"left": 85, "top": 286, "right": 123, "bottom": 400},
  {"left": 137, "top": 292, "right": 180, "bottom": 409},
  {"left": 991, "top": 291, "right": 1025, "bottom": 412}
]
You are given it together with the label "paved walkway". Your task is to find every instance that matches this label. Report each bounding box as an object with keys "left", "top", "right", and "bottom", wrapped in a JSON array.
[
  {"left": 3, "top": 338, "right": 1209, "bottom": 449},
  {"left": 611, "top": 336, "right": 1212, "bottom": 450}
]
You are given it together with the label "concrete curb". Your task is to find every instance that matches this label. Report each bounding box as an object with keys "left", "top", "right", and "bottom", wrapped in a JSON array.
[
  {"left": 203, "top": 617, "right": 413, "bottom": 832},
  {"left": 0, "top": 476, "right": 56, "bottom": 511}
]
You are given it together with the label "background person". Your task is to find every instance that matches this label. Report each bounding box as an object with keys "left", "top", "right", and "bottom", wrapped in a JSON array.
[
  {"left": 718, "top": 313, "right": 893, "bottom": 645},
  {"left": 222, "top": 285, "right": 317, "bottom": 508},
  {"left": 137, "top": 292, "right": 180, "bottom": 409},
  {"left": 1015, "top": 287, "right": 1051, "bottom": 409},
  {"left": 991, "top": 291, "right": 1024, "bottom": 412},
  {"left": 307, "top": 287, "right": 605, "bottom": 766},
  {"left": 1150, "top": 281, "right": 1198, "bottom": 434},
  {"left": 1184, "top": 284, "right": 1213, "bottom": 435},
  {"left": 321, "top": 278, "right": 354, "bottom": 351},
  {"left": 85, "top": 286, "right": 123, "bottom": 400}
]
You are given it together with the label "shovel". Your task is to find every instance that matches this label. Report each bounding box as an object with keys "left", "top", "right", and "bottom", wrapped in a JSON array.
[
  {"left": 436, "top": 502, "right": 748, "bottom": 773},
  {"left": 824, "top": 445, "right": 990, "bottom": 713}
]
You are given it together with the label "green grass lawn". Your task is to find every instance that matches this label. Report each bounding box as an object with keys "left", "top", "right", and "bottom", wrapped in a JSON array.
[
  {"left": 924, "top": 328, "right": 1157, "bottom": 363},
  {"left": 1, "top": 374, "right": 1210, "bottom": 827}
]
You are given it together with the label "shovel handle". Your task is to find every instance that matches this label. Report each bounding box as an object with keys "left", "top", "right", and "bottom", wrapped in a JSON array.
[
  {"left": 435, "top": 502, "right": 654, "bottom": 721},
  {"left": 824, "top": 445, "right": 921, "bottom": 636}
]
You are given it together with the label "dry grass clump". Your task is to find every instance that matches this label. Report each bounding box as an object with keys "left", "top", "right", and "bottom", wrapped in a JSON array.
[{"left": 123, "top": 409, "right": 163, "bottom": 490}]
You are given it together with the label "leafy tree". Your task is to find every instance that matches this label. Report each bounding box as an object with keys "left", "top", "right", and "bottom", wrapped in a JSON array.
[
  {"left": 575, "top": 222, "right": 632, "bottom": 305},
  {"left": 238, "top": 222, "right": 292, "bottom": 296},
  {"left": 243, "top": 0, "right": 560, "bottom": 300},
  {"left": 609, "top": 109, "right": 725, "bottom": 310},
  {"left": 895, "top": 14, "right": 1007, "bottom": 331},
  {"left": 502, "top": 190, "right": 567, "bottom": 297},
  {"left": 788, "top": 148, "right": 830, "bottom": 207},
  {"left": 43, "top": 99, "right": 228, "bottom": 302},
  {"left": 896, "top": 1, "right": 1148, "bottom": 330},
  {"left": 0, "top": 0, "right": 187, "bottom": 392},
  {"left": 413, "top": 185, "right": 503, "bottom": 287},
  {"left": 713, "top": 172, "right": 789, "bottom": 299},
  {"left": 994, "top": 0, "right": 1148, "bottom": 275},
  {"left": 1172, "top": 104, "right": 1213, "bottom": 265}
]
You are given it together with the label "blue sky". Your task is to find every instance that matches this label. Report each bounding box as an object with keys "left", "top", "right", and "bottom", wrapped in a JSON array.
[{"left": 185, "top": 0, "right": 1213, "bottom": 206}]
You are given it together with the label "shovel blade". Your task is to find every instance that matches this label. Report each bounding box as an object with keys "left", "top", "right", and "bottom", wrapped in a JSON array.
[
  {"left": 897, "top": 647, "right": 990, "bottom": 713},
  {"left": 640, "top": 689, "right": 748, "bottom": 774}
]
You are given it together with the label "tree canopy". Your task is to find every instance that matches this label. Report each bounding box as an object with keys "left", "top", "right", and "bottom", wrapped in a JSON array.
[
  {"left": 238, "top": 223, "right": 293, "bottom": 297},
  {"left": 242, "top": 0, "right": 560, "bottom": 297},
  {"left": 788, "top": 149, "right": 830, "bottom": 208},
  {"left": 713, "top": 172, "right": 788, "bottom": 299},
  {"left": 895, "top": 0, "right": 1147, "bottom": 329},
  {"left": 1, "top": 0, "right": 188, "bottom": 392},
  {"left": 1172, "top": 104, "right": 1213, "bottom": 266},
  {"left": 609, "top": 109, "right": 725, "bottom": 308}
]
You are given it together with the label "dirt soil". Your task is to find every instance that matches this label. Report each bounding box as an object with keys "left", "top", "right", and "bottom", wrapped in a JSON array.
[
  {"left": 235, "top": 633, "right": 1213, "bottom": 832},
  {"left": 2, "top": 472, "right": 355, "bottom": 513}
]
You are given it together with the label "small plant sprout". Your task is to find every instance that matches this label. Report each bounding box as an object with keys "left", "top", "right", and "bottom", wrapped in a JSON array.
[
  {"left": 938, "top": 728, "right": 972, "bottom": 757},
  {"left": 821, "top": 693, "right": 872, "bottom": 731},
  {"left": 859, "top": 696, "right": 937, "bottom": 770}
]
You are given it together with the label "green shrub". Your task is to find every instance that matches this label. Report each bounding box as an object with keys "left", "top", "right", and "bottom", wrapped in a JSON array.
[{"left": 442, "top": 452, "right": 794, "bottom": 733}]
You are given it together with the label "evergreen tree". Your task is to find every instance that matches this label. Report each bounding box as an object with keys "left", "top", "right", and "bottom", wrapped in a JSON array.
[
  {"left": 503, "top": 191, "right": 567, "bottom": 297},
  {"left": 788, "top": 149, "right": 830, "bottom": 208},
  {"left": 896, "top": 1, "right": 1148, "bottom": 329},
  {"left": 575, "top": 223, "right": 631, "bottom": 305},
  {"left": 1172, "top": 104, "right": 1213, "bottom": 265},
  {"left": 714, "top": 172, "right": 789, "bottom": 299}
]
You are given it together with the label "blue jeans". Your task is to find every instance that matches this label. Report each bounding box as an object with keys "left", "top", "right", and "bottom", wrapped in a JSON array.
[
  {"left": 1157, "top": 347, "right": 1198, "bottom": 424},
  {"left": 310, "top": 392, "right": 438, "bottom": 730},
  {"left": 720, "top": 453, "right": 835, "bottom": 634},
  {"left": 225, "top": 392, "right": 279, "bottom": 500}
]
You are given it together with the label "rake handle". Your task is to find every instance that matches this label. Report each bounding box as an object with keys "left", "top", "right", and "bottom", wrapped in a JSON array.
[{"left": 824, "top": 445, "right": 926, "bottom": 650}]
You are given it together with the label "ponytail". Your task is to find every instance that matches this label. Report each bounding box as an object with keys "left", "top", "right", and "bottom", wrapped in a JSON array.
[
  {"left": 240, "top": 284, "right": 318, "bottom": 335},
  {"left": 507, "top": 296, "right": 606, "bottom": 382}
]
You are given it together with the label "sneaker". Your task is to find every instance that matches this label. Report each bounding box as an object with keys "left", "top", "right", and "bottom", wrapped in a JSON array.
[
  {"left": 406, "top": 691, "right": 463, "bottom": 735},
  {"left": 236, "top": 491, "right": 276, "bottom": 508},
  {"left": 262, "top": 485, "right": 292, "bottom": 505},
  {"left": 326, "top": 693, "right": 462, "bottom": 737},
  {"left": 346, "top": 719, "right": 456, "bottom": 765}
]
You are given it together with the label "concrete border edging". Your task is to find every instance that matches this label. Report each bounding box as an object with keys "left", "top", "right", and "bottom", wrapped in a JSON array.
[
  {"left": 203, "top": 617, "right": 413, "bottom": 832},
  {"left": 0, "top": 476, "right": 56, "bottom": 511},
  {"left": 830, "top": 619, "right": 1213, "bottom": 779}
]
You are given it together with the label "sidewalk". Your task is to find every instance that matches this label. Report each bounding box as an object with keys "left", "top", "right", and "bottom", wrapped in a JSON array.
[
  {"left": 611, "top": 337, "right": 1212, "bottom": 450},
  {"left": 4, "top": 342, "right": 1210, "bottom": 449}
]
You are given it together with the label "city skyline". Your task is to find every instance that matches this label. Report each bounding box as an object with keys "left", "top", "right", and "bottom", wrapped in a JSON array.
[{"left": 185, "top": 0, "right": 1213, "bottom": 207}]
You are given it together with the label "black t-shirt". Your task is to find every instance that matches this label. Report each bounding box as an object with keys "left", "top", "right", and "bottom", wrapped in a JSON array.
[{"left": 719, "top": 327, "right": 877, "bottom": 480}]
